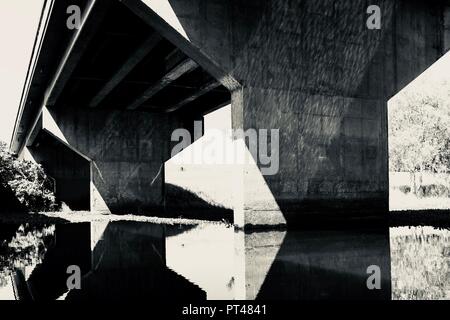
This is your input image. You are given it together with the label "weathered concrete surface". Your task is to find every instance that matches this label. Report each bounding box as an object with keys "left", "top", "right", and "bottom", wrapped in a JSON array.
[
  {"left": 37, "top": 106, "right": 195, "bottom": 214},
  {"left": 28, "top": 131, "right": 91, "bottom": 210},
  {"left": 145, "top": 0, "right": 449, "bottom": 227}
]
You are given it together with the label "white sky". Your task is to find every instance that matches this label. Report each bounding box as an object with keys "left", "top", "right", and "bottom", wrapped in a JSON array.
[{"left": 0, "top": 0, "right": 44, "bottom": 145}]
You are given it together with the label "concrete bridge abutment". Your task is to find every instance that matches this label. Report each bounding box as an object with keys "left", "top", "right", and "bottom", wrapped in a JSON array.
[
  {"left": 28, "top": 105, "right": 202, "bottom": 214},
  {"left": 146, "top": 0, "right": 448, "bottom": 227}
]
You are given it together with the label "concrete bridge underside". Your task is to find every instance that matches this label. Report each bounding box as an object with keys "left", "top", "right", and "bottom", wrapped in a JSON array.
[{"left": 11, "top": 0, "right": 450, "bottom": 228}]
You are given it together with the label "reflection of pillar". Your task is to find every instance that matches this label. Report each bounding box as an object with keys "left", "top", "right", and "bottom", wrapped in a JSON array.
[
  {"left": 233, "top": 230, "right": 286, "bottom": 300},
  {"left": 27, "top": 223, "right": 91, "bottom": 301},
  {"left": 90, "top": 221, "right": 166, "bottom": 270},
  {"left": 66, "top": 221, "right": 206, "bottom": 300},
  {"left": 11, "top": 268, "right": 32, "bottom": 301},
  {"left": 236, "top": 228, "right": 392, "bottom": 300}
]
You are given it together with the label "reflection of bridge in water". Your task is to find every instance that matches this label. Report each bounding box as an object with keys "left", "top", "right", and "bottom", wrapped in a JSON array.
[{"left": 10, "top": 221, "right": 391, "bottom": 300}]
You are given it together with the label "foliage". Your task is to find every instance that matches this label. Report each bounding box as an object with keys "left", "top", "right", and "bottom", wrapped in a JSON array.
[
  {"left": 0, "top": 141, "right": 57, "bottom": 212},
  {"left": 389, "top": 80, "right": 450, "bottom": 174},
  {"left": 0, "top": 224, "right": 55, "bottom": 288},
  {"left": 391, "top": 226, "right": 450, "bottom": 300}
]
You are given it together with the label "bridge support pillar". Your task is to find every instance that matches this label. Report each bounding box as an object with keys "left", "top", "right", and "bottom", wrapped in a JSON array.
[
  {"left": 38, "top": 106, "right": 190, "bottom": 215},
  {"left": 232, "top": 87, "right": 389, "bottom": 229}
]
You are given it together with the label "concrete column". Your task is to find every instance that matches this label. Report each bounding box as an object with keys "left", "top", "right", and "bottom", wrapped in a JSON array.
[
  {"left": 41, "top": 105, "right": 190, "bottom": 215},
  {"left": 28, "top": 132, "right": 91, "bottom": 211},
  {"left": 148, "top": 0, "right": 445, "bottom": 227},
  {"left": 146, "top": 0, "right": 395, "bottom": 227},
  {"left": 232, "top": 86, "right": 389, "bottom": 228}
]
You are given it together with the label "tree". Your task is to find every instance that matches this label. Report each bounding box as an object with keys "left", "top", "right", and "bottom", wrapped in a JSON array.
[
  {"left": 389, "top": 81, "right": 450, "bottom": 174},
  {"left": 0, "top": 141, "right": 57, "bottom": 212}
]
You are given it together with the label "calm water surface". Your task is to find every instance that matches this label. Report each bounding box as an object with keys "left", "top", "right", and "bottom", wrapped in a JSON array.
[{"left": 0, "top": 221, "right": 448, "bottom": 300}]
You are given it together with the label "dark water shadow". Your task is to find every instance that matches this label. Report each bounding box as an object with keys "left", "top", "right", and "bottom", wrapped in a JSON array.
[
  {"left": 0, "top": 213, "right": 69, "bottom": 225},
  {"left": 0, "top": 184, "right": 27, "bottom": 214},
  {"left": 252, "top": 226, "right": 391, "bottom": 300},
  {"left": 0, "top": 224, "right": 21, "bottom": 245},
  {"left": 390, "top": 210, "right": 450, "bottom": 229},
  {"left": 27, "top": 223, "right": 92, "bottom": 300},
  {"left": 24, "top": 221, "right": 206, "bottom": 301}
]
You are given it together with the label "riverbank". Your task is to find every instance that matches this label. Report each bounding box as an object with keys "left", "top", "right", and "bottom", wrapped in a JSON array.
[
  {"left": 1, "top": 209, "right": 449, "bottom": 229},
  {"left": 390, "top": 209, "right": 450, "bottom": 228},
  {"left": 0, "top": 211, "right": 231, "bottom": 227}
]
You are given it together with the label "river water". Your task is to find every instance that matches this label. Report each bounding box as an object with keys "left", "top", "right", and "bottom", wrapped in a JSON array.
[{"left": 0, "top": 221, "right": 448, "bottom": 300}]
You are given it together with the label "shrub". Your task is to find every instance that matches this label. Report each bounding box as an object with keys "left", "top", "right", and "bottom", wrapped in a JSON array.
[
  {"left": 0, "top": 141, "right": 57, "bottom": 212},
  {"left": 417, "top": 184, "right": 450, "bottom": 198},
  {"left": 399, "top": 185, "right": 411, "bottom": 194},
  {"left": 389, "top": 80, "right": 450, "bottom": 175}
]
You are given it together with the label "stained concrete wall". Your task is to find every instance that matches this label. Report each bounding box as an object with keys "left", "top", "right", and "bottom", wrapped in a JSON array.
[
  {"left": 147, "top": 0, "right": 448, "bottom": 226},
  {"left": 39, "top": 105, "right": 194, "bottom": 214},
  {"left": 29, "top": 132, "right": 91, "bottom": 210}
]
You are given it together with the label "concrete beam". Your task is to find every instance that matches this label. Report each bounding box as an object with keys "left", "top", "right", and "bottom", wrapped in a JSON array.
[
  {"left": 26, "top": 115, "right": 43, "bottom": 148},
  {"left": 119, "top": 0, "right": 240, "bottom": 91},
  {"left": 88, "top": 33, "right": 162, "bottom": 108},
  {"left": 126, "top": 58, "right": 198, "bottom": 110},
  {"left": 165, "top": 80, "right": 221, "bottom": 112},
  {"left": 45, "top": 0, "right": 109, "bottom": 106},
  {"left": 10, "top": 0, "right": 56, "bottom": 155}
]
